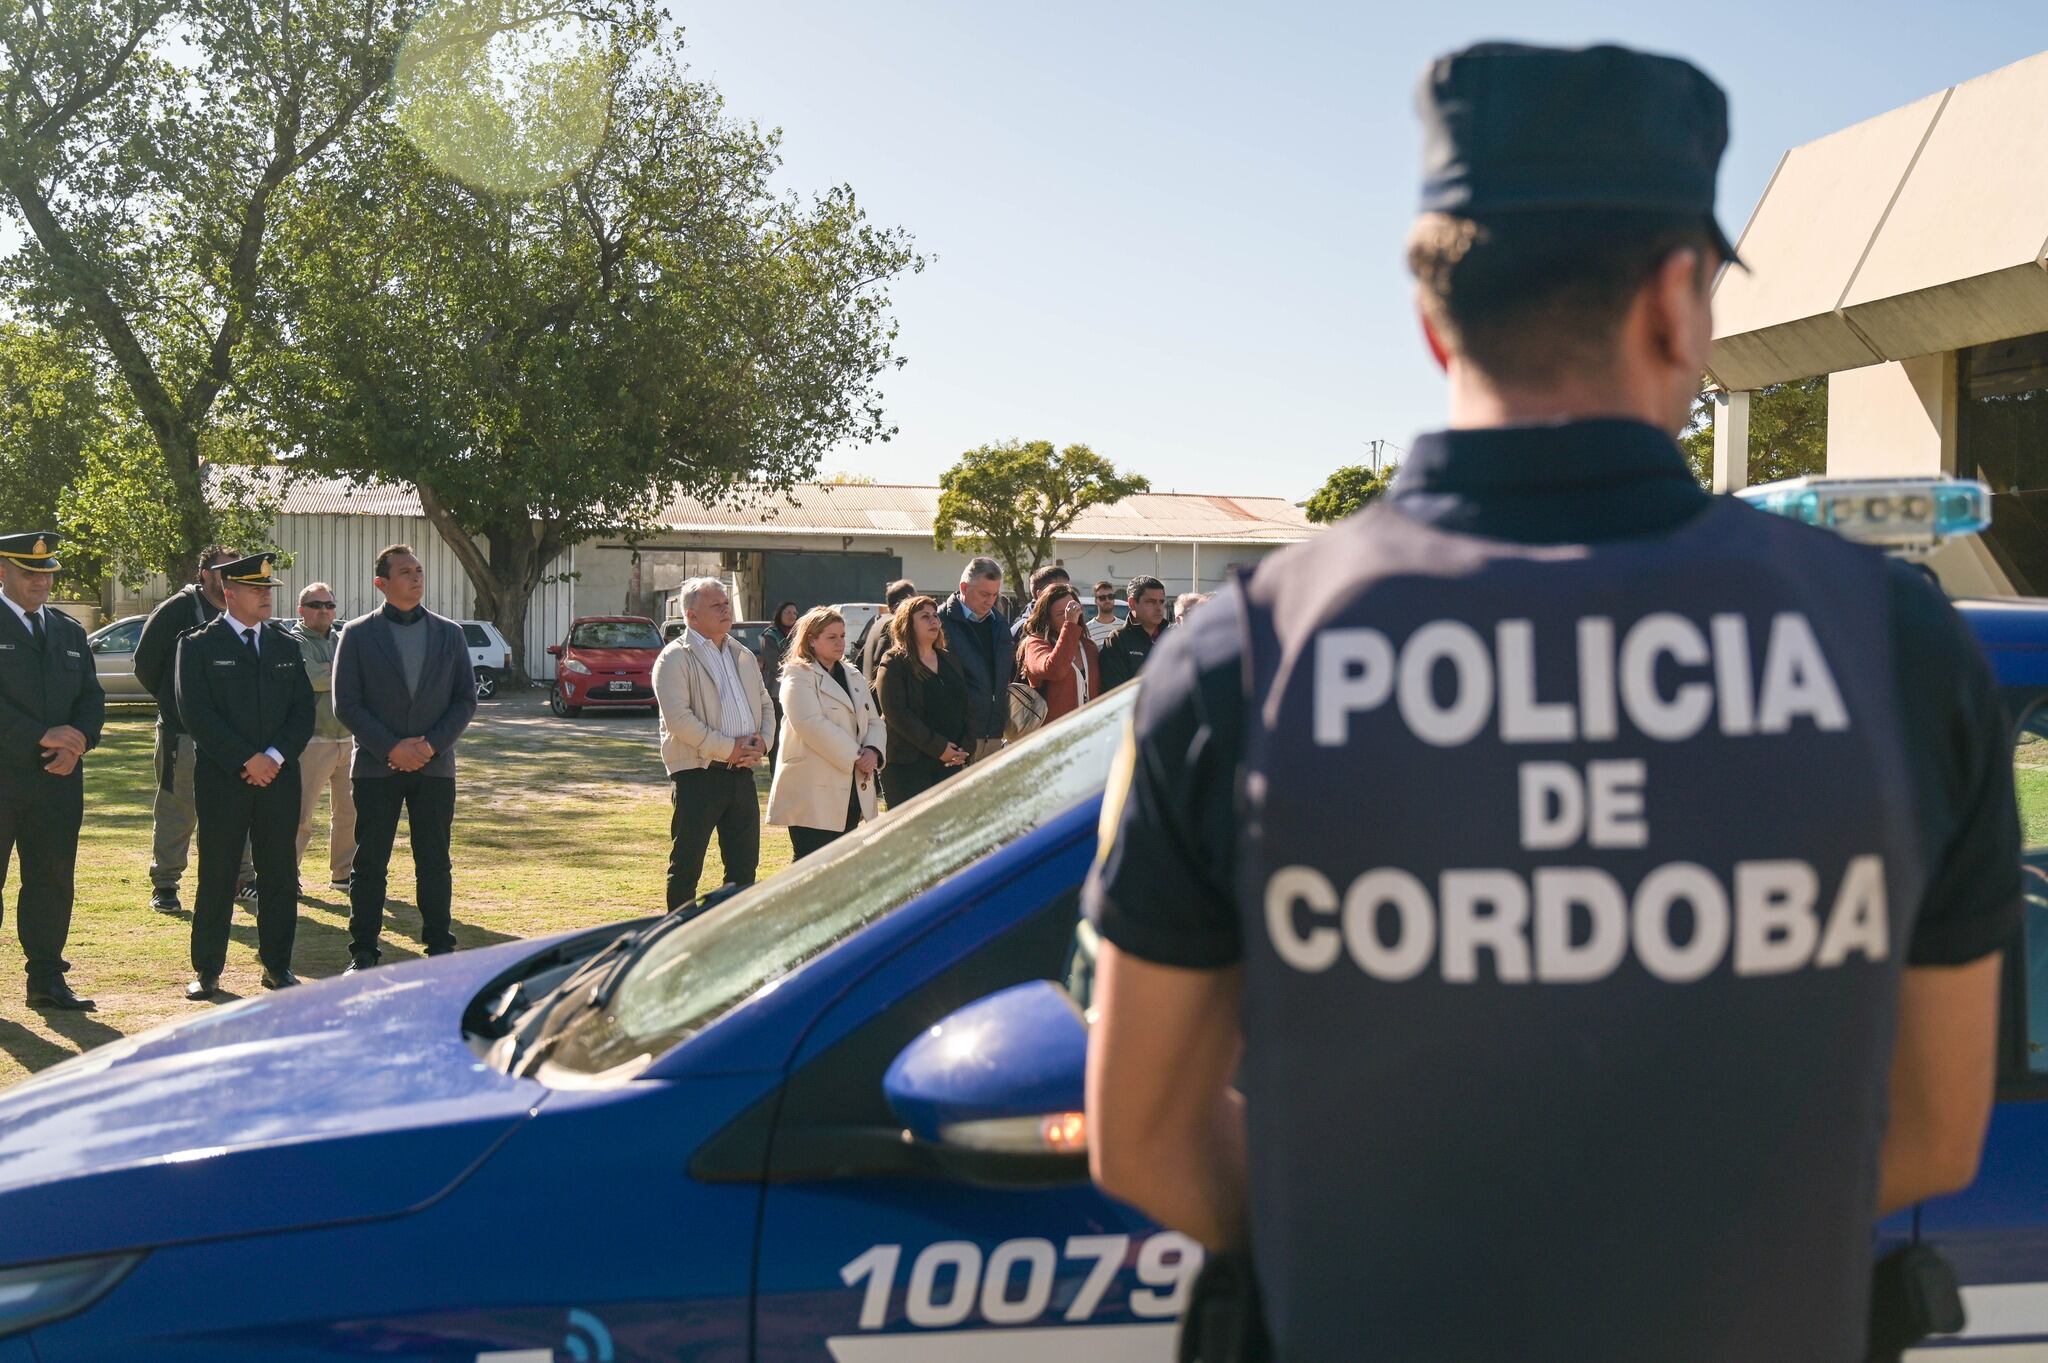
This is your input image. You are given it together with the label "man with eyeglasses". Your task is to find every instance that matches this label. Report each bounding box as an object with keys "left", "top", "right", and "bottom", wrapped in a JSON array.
[
  {"left": 287, "top": 582, "right": 356, "bottom": 897},
  {"left": 1085, "top": 581, "right": 1123, "bottom": 648}
]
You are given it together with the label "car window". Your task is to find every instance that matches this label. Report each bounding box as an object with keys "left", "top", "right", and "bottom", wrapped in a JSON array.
[
  {"left": 729, "top": 622, "right": 767, "bottom": 655},
  {"left": 2017, "top": 705, "right": 2048, "bottom": 1075},
  {"left": 91, "top": 618, "right": 143, "bottom": 653},
  {"left": 569, "top": 621, "right": 663, "bottom": 649},
  {"left": 462, "top": 623, "right": 490, "bottom": 648},
  {"left": 550, "top": 684, "right": 1135, "bottom": 1076}
]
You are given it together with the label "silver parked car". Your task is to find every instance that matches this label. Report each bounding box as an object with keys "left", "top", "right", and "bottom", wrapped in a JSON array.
[{"left": 86, "top": 614, "right": 151, "bottom": 700}]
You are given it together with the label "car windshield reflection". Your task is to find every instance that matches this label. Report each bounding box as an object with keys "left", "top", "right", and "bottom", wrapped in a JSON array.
[{"left": 546, "top": 685, "right": 1135, "bottom": 1076}]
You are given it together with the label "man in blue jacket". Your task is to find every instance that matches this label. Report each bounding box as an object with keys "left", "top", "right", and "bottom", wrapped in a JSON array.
[
  {"left": 332, "top": 544, "right": 476, "bottom": 972},
  {"left": 936, "top": 556, "right": 1014, "bottom": 763}
]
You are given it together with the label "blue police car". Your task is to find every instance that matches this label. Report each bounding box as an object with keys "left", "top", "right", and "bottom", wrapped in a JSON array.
[{"left": 0, "top": 475, "right": 2044, "bottom": 1360}]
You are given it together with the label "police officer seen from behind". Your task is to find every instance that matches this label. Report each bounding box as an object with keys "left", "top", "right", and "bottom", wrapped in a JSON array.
[
  {"left": 175, "top": 553, "right": 315, "bottom": 999},
  {"left": 1085, "top": 43, "right": 2018, "bottom": 1362},
  {"left": 0, "top": 533, "right": 103, "bottom": 1010},
  {"left": 134, "top": 544, "right": 254, "bottom": 913}
]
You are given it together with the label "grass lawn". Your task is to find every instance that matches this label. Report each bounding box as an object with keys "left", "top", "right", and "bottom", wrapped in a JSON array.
[{"left": 0, "top": 691, "right": 788, "bottom": 1087}]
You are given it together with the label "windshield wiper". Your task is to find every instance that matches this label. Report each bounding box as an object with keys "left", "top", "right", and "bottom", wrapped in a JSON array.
[{"left": 503, "top": 884, "right": 746, "bottom": 1077}]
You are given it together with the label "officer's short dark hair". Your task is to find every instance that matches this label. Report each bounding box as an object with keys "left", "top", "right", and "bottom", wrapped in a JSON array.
[
  {"left": 1406, "top": 210, "right": 1720, "bottom": 385},
  {"left": 1028, "top": 564, "right": 1070, "bottom": 598},
  {"left": 883, "top": 578, "right": 917, "bottom": 610},
  {"left": 375, "top": 543, "right": 418, "bottom": 579},
  {"left": 1127, "top": 575, "right": 1165, "bottom": 602}
]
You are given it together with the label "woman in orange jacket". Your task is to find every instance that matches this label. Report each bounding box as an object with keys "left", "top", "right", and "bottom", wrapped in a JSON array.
[{"left": 1017, "top": 581, "right": 1104, "bottom": 724}]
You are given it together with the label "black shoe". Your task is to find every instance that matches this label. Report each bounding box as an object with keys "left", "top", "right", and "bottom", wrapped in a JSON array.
[
  {"left": 235, "top": 879, "right": 259, "bottom": 905},
  {"left": 150, "top": 887, "right": 181, "bottom": 914},
  {"left": 260, "top": 969, "right": 300, "bottom": 990},
  {"left": 330, "top": 874, "right": 353, "bottom": 890},
  {"left": 27, "top": 978, "right": 94, "bottom": 1010},
  {"left": 185, "top": 974, "right": 220, "bottom": 1001},
  {"left": 343, "top": 955, "right": 377, "bottom": 975}
]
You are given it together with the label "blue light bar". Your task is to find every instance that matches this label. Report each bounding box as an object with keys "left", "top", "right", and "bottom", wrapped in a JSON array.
[{"left": 1735, "top": 475, "right": 1991, "bottom": 550}]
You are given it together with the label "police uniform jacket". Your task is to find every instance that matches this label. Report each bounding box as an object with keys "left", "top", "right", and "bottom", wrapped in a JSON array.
[
  {"left": 133, "top": 583, "right": 219, "bottom": 734},
  {"left": 0, "top": 603, "right": 104, "bottom": 786},
  {"left": 174, "top": 616, "right": 316, "bottom": 779}
]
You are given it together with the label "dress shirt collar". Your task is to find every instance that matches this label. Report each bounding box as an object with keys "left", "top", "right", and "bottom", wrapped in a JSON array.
[
  {"left": 224, "top": 611, "right": 265, "bottom": 646},
  {"left": 687, "top": 626, "right": 735, "bottom": 657},
  {"left": 381, "top": 602, "right": 427, "bottom": 625},
  {"left": 0, "top": 589, "right": 38, "bottom": 632},
  {"left": 955, "top": 595, "right": 988, "bottom": 623}
]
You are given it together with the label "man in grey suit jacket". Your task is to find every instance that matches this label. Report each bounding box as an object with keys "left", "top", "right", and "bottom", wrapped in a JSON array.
[{"left": 331, "top": 544, "right": 477, "bottom": 971}]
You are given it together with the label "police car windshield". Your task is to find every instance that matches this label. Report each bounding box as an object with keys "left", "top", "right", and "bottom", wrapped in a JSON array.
[{"left": 547, "top": 684, "right": 1135, "bottom": 1076}]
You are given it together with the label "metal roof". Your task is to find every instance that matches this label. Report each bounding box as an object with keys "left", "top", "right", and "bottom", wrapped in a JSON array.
[
  {"left": 226, "top": 469, "right": 1316, "bottom": 546},
  {"left": 1710, "top": 48, "right": 2048, "bottom": 390}
]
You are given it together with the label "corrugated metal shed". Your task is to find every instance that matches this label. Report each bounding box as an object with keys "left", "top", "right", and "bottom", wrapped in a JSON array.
[{"left": 232, "top": 470, "right": 1316, "bottom": 546}]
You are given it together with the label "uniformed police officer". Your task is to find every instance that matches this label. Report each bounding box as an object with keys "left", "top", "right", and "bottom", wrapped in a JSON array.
[
  {"left": 0, "top": 532, "right": 103, "bottom": 1010},
  {"left": 1084, "top": 43, "right": 2020, "bottom": 1362},
  {"left": 174, "top": 552, "right": 315, "bottom": 999}
]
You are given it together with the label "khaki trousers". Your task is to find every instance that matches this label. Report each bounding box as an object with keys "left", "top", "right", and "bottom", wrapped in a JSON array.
[
  {"left": 294, "top": 738, "right": 357, "bottom": 883},
  {"left": 151, "top": 726, "right": 251, "bottom": 891}
]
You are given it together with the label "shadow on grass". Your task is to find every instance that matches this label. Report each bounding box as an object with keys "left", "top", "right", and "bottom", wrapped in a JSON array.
[{"left": 0, "top": 1008, "right": 125, "bottom": 1074}]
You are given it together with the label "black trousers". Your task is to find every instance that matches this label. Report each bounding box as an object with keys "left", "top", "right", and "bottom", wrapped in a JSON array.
[
  {"left": 0, "top": 772, "right": 83, "bottom": 984},
  {"left": 350, "top": 772, "right": 457, "bottom": 960},
  {"left": 881, "top": 760, "right": 955, "bottom": 810},
  {"left": 669, "top": 767, "right": 759, "bottom": 909},
  {"left": 192, "top": 759, "right": 301, "bottom": 976},
  {"left": 789, "top": 779, "right": 863, "bottom": 859}
]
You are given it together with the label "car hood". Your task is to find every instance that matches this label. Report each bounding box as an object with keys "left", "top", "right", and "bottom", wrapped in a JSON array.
[
  {"left": 0, "top": 942, "right": 552, "bottom": 1266},
  {"left": 565, "top": 646, "right": 659, "bottom": 672}
]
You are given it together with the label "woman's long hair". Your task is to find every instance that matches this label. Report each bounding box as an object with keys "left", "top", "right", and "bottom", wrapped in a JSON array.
[
  {"left": 789, "top": 606, "right": 846, "bottom": 666},
  {"left": 887, "top": 595, "right": 946, "bottom": 678},
  {"left": 769, "top": 600, "right": 800, "bottom": 636},
  {"left": 1023, "top": 582, "right": 1081, "bottom": 642}
]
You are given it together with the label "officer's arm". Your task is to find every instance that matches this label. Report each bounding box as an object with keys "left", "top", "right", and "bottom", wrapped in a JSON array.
[
  {"left": 1088, "top": 945, "right": 1249, "bottom": 1250},
  {"left": 277, "top": 640, "right": 316, "bottom": 762},
  {"left": 72, "top": 624, "right": 106, "bottom": 749},
  {"left": 1878, "top": 954, "right": 2002, "bottom": 1215},
  {"left": 132, "top": 598, "right": 178, "bottom": 702}
]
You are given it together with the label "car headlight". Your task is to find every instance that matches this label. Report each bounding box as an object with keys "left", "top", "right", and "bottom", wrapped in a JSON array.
[
  {"left": 0, "top": 1253, "right": 141, "bottom": 1339},
  {"left": 563, "top": 658, "right": 592, "bottom": 675}
]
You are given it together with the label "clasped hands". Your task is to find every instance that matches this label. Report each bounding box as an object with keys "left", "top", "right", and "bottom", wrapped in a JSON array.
[
  {"left": 939, "top": 742, "right": 969, "bottom": 768},
  {"left": 386, "top": 736, "right": 435, "bottom": 773},
  {"left": 38, "top": 725, "right": 86, "bottom": 776},
  {"left": 855, "top": 746, "right": 880, "bottom": 780},
  {"left": 727, "top": 734, "right": 767, "bottom": 769}
]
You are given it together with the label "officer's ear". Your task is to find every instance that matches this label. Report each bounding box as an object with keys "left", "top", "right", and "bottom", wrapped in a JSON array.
[
  {"left": 1641, "top": 246, "right": 1713, "bottom": 372},
  {"left": 1417, "top": 304, "right": 1453, "bottom": 374}
]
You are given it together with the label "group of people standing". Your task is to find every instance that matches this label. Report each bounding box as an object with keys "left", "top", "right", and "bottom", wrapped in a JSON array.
[
  {"left": 654, "top": 556, "right": 1179, "bottom": 909},
  {"left": 0, "top": 533, "right": 475, "bottom": 1008}
]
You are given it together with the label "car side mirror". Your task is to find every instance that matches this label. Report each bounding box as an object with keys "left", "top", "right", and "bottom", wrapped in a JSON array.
[
  {"left": 884, "top": 980, "right": 1089, "bottom": 1158},
  {"left": 546, "top": 644, "right": 562, "bottom": 657}
]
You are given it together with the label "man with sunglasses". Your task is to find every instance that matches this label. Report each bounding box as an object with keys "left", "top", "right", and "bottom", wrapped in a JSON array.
[
  {"left": 287, "top": 582, "right": 356, "bottom": 896},
  {"left": 1085, "top": 581, "right": 1123, "bottom": 648}
]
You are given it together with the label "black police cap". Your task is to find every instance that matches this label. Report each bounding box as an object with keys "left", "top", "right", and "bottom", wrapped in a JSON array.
[
  {"left": 216, "top": 552, "right": 283, "bottom": 587},
  {"left": 0, "top": 531, "right": 60, "bottom": 573},
  {"left": 1416, "top": 41, "right": 1740, "bottom": 261}
]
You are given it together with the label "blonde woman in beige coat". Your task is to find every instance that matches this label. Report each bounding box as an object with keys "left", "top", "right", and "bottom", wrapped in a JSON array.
[{"left": 766, "top": 608, "right": 887, "bottom": 860}]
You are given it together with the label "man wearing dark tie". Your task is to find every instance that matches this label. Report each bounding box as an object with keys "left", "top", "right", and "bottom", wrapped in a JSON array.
[
  {"left": 174, "top": 552, "right": 315, "bottom": 999},
  {"left": 0, "top": 532, "right": 103, "bottom": 1010}
]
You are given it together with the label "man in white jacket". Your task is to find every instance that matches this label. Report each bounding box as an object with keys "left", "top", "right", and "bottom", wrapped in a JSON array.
[{"left": 652, "top": 578, "right": 775, "bottom": 909}]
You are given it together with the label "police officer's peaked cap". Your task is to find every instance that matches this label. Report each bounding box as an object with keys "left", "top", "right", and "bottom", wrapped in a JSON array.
[
  {"left": 1416, "top": 41, "right": 1741, "bottom": 262},
  {"left": 0, "top": 531, "right": 61, "bottom": 573},
  {"left": 217, "top": 551, "right": 283, "bottom": 587}
]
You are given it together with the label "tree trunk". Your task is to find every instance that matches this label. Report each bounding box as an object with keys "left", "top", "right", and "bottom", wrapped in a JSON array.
[{"left": 415, "top": 480, "right": 564, "bottom": 683}]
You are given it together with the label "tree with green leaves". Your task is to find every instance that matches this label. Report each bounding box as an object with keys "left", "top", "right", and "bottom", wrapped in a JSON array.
[
  {"left": 0, "top": 0, "right": 629, "bottom": 577},
  {"left": 1304, "top": 462, "right": 1399, "bottom": 524},
  {"left": 933, "top": 440, "right": 1150, "bottom": 591},
  {"left": 255, "top": 31, "right": 919, "bottom": 678},
  {"left": 1680, "top": 377, "right": 1828, "bottom": 488}
]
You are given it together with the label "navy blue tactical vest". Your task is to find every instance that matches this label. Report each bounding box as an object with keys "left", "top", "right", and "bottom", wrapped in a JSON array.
[{"left": 1235, "top": 496, "right": 1922, "bottom": 1361}]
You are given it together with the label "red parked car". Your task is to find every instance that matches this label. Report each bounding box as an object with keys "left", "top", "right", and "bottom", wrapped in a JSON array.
[{"left": 547, "top": 615, "right": 665, "bottom": 717}]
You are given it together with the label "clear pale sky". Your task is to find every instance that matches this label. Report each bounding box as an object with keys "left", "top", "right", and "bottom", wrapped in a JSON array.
[{"left": 676, "top": 0, "right": 2045, "bottom": 500}]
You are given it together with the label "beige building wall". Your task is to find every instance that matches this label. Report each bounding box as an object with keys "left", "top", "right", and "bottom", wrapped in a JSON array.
[{"left": 1824, "top": 354, "right": 1957, "bottom": 478}]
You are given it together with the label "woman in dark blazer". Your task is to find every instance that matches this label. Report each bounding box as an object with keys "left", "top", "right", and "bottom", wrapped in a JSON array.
[{"left": 874, "top": 595, "right": 972, "bottom": 809}]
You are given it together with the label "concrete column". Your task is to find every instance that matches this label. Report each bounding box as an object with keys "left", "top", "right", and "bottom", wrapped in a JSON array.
[{"left": 1711, "top": 389, "right": 1751, "bottom": 493}]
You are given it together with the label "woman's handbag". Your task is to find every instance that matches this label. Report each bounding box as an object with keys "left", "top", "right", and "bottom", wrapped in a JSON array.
[{"left": 1004, "top": 680, "right": 1048, "bottom": 740}]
